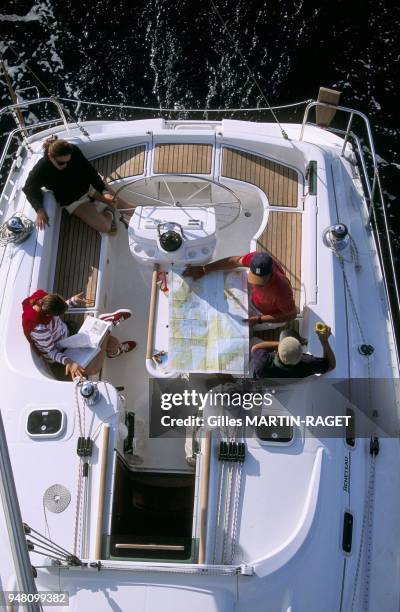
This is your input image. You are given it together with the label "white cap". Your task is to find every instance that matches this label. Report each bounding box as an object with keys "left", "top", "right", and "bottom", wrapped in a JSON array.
[{"left": 278, "top": 337, "right": 302, "bottom": 365}]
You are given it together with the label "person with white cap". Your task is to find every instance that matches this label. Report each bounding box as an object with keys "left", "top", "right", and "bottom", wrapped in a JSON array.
[
  {"left": 183, "top": 251, "right": 297, "bottom": 325},
  {"left": 250, "top": 325, "right": 336, "bottom": 379}
]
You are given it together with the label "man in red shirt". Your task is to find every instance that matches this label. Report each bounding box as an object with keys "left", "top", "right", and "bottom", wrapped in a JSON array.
[{"left": 183, "top": 251, "right": 297, "bottom": 325}]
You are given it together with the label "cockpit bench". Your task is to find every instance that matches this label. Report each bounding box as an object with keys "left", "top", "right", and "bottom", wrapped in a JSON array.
[
  {"left": 53, "top": 210, "right": 101, "bottom": 304},
  {"left": 53, "top": 145, "right": 146, "bottom": 304}
]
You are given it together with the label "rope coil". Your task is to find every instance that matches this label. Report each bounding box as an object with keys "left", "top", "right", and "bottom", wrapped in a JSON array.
[{"left": 43, "top": 484, "right": 71, "bottom": 514}]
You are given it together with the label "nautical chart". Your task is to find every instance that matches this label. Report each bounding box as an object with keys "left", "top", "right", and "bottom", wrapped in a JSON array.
[{"left": 168, "top": 269, "right": 249, "bottom": 374}]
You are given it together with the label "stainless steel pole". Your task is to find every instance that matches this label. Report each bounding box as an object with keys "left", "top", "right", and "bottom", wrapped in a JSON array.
[{"left": 0, "top": 411, "right": 40, "bottom": 611}]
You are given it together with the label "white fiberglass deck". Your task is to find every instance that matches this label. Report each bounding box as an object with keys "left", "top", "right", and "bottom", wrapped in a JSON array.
[
  {"left": 0, "top": 119, "right": 399, "bottom": 612},
  {"left": 101, "top": 172, "right": 273, "bottom": 469}
]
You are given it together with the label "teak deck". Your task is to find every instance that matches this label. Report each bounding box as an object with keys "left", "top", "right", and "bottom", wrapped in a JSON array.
[
  {"left": 221, "top": 147, "right": 298, "bottom": 207},
  {"left": 256, "top": 211, "right": 302, "bottom": 309},
  {"left": 91, "top": 145, "right": 145, "bottom": 181},
  {"left": 53, "top": 211, "right": 100, "bottom": 303},
  {"left": 154, "top": 144, "right": 213, "bottom": 174},
  {"left": 54, "top": 143, "right": 302, "bottom": 317}
]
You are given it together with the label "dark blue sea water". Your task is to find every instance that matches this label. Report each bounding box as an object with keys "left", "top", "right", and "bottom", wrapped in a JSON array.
[{"left": 0, "top": 0, "right": 399, "bottom": 245}]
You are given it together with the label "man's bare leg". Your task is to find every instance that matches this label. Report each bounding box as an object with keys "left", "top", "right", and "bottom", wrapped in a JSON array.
[
  {"left": 103, "top": 185, "right": 136, "bottom": 212},
  {"left": 73, "top": 201, "right": 112, "bottom": 233}
]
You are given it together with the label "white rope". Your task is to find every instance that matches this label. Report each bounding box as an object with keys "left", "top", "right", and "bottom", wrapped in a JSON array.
[
  {"left": 222, "top": 458, "right": 235, "bottom": 564},
  {"left": 212, "top": 447, "right": 225, "bottom": 564},
  {"left": 329, "top": 236, "right": 369, "bottom": 359},
  {"left": 73, "top": 461, "right": 84, "bottom": 557},
  {"left": 74, "top": 380, "right": 84, "bottom": 437},
  {"left": 58, "top": 96, "right": 312, "bottom": 114},
  {"left": 330, "top": 239, "right": 378, "bottom": 609},
  {"left": 333, "top": 245, "right": 373, "bottom": 406},
  {"left": 333, "top": 235, "right": 361, "bottom": 267},
  {"left": 42, "top": 500, "right": 51, "bottom": 540},
  {"left": 338, "top": 255, "right": 367, "bottom": 345},
  {"left": 221, "top": 422, "right": 240, "bottom": 564},
  {"left": 229, "top": 433, "right": 245, "bottom": 563},
  {"left": 350, "top": 448, "right": 377, "bottom": 611},
  {"left": 73, "top": 380, "right": 85, "bottom": 556}
]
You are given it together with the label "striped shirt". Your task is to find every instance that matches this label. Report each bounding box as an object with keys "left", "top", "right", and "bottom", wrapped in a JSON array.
[
  {"left": 29, "top": 297, "right": 78, "bottom": 365},
  {"left": 30, "top": 318, "right": 69, "bottom": 365}
]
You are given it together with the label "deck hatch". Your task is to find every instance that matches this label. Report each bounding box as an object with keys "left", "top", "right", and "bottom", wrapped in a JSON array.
[
  {"left": 107, "top": 455, "right": 196, "bottom": 561},
  {"left": 26, "top": 409, "right": 65, "bottom": 438},
  {"left": 256, "top": 422, "right": 294, "bottom": 444}
]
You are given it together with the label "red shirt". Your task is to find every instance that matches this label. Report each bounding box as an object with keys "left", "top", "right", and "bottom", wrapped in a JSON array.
[{"left": 241, "top": 252, "right": 296, "bottom": 316}]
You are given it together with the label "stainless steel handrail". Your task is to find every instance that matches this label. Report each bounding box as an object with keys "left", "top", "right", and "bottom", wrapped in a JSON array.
[
  {"left": 0, "top": 119, "right": 65, "bottom": 208},
  {"left": 0, "top": 97, "right": 70, "bottom": 133},
  {"left": 301, "top": 100, "right": 400, "bottom": 356},
  {"left": 300, "top": 101, "right": 378, "bottom": 197},
  {"left": 0, "top": 119, "right": 63, "bottom": 172}
]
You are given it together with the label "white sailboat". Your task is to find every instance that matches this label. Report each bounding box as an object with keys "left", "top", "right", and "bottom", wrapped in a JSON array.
[{"left": 0, "top": 89, "right": 399, "bottom": 611}]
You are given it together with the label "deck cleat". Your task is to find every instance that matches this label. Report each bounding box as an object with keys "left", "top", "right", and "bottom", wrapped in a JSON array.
[
  {"left": 218, "top": 440, "right": 229, "bottom": 461},
  {"left": 237, "top": 442, "right": 246, "bottom": 463},
  {"left": 77, "top": 436, "right": 93, "bottom": 457},
  {"left": 229, "top": 441, "right": 238, "bottom": 462}
]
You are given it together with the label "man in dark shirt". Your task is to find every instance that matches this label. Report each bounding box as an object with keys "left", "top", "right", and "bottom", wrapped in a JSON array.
[
  {"left": 23, "top": 138, "right": 131, "bottom": 233},
  {"left": 23, "top": 144, "right": 106, "bottom": 211},
  {"left": 251, "top": 325, "right": 336, "bottom": 379}
]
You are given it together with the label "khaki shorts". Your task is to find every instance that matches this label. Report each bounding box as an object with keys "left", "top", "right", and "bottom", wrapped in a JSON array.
[{"left": 64, "top": 185, "right": 98, "bottom": 214}]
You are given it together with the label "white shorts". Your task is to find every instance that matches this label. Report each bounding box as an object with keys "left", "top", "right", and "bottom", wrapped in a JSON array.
[{"left": 64, "top": 185, "right": 98, "bottom": 214}]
